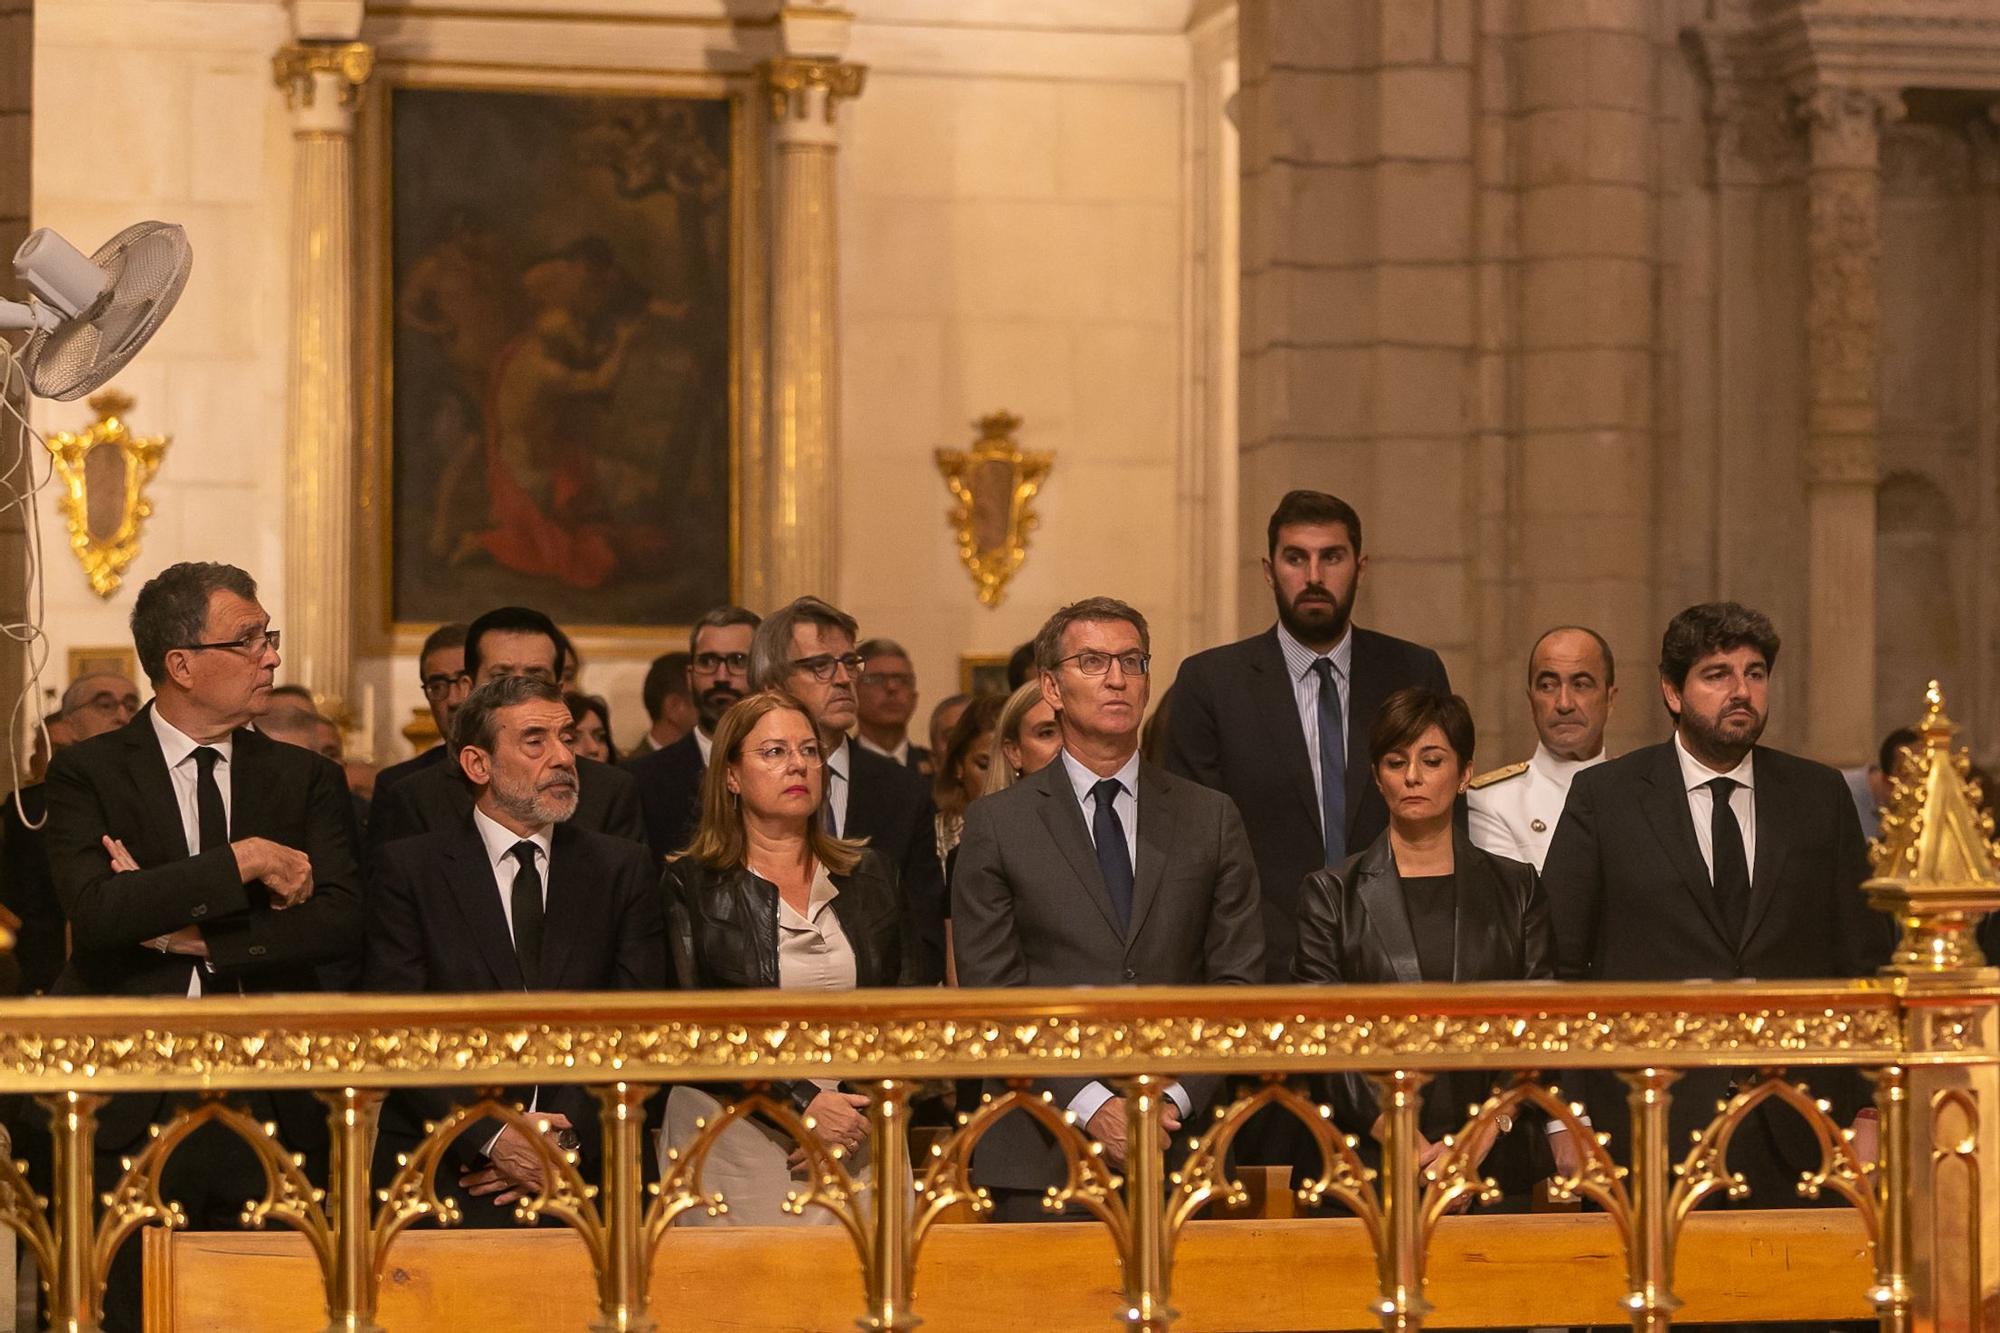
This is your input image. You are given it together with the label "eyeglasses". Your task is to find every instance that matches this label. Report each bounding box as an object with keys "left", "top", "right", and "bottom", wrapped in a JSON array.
[
  {"left": 858, "top": 671, "right": 915, "bottom": 690},
  {"left": 1059, "top": 649, "right": 1150, "bottom": 677},
  {"left": 421, "top": 671, "right": 470, "bottom": 699},
  {"left": 747, "top": 741, "right": 823, "bottom": 767},
  {"left": 790, "top": 653, "right": 863, "bottom": 683},
  {"left": 177, "top": 628, "right": 281, "bottom": 657},
  {"left": 691, "top": 651, "right": 750, "bottom": 674}
]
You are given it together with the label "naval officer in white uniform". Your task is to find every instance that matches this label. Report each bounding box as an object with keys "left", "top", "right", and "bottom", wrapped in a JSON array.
[{"left": 1468, "top": 625, "right": 1617, "bottom": 870}]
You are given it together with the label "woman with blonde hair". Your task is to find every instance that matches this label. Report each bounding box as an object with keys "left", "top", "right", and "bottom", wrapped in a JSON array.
[
  {"left": 980, "top": 679, "right": 1063, "bottom": 797},
  {"left": 661, "top": 690, "right": 912, "bottom": 1222}
]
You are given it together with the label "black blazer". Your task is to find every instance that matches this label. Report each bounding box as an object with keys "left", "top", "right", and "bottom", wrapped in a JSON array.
[
  {"left": 1293, "top": 830, "right": 1553, "bottom": 1150},
  {"left": 843, "top": 742, "right": 948, "bottom": 985},
  {"left": 1167, "top": 625, "right": 1451, "bottom": 981},
  {"left": 363, "top": 819, "right": 666, "bottom": 1205},
  {"left": 0, "top": 784, "right": 65, "bottom": 994},
  {"left": 367, "top": 751, "right": 646, "bottom": 857},
  {"left": 1541, "top": 739, "right": 1891, "bottom": 1197},
  {"left": 628, "top": 730, "right": 705, "bottom": 863},
  {"left": 42, "top": 704, "right": 364, "bottom": 1149},
  {"left": 371, "top": 742, "right": 447, "bottom": 804}
]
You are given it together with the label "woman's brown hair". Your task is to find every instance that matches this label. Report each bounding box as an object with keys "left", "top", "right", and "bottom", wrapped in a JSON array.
[
  {"left": 932, "top": 693, "right": 1006, "bottom": 819},
  {"left": 1368, "top": 686, "right": 1476, "bottom": 770},
  {"left": 678, "top": 690, "right": 866, "bottom": 875}
]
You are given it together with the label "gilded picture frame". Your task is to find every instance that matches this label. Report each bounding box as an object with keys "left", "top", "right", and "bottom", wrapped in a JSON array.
[{"left": 357, "top": 70, "right": 761, "bottom": 659}]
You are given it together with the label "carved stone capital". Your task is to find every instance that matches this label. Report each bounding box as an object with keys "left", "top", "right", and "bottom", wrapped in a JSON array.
[
  {"left": 1799, "top": 85, "right": 1904, "bottom": 172},
  {"left": 272, "top": 40, "right": 374, "bottom": 113},
  {"left": 762, "top": 56, "right": 866, "bottom": 127},
  {"left": 1710, "top": 82, "right": 1806, "bottom": 185}
]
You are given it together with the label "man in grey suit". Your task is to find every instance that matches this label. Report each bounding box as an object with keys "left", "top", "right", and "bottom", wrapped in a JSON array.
[{"left": 952, "top": 596, "right": 1264, "bottom": 1219}]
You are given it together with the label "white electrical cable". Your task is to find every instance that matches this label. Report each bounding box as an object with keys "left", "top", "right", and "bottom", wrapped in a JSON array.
[{"left": 0, "top": 334, "right": 54, "bottom": 829}]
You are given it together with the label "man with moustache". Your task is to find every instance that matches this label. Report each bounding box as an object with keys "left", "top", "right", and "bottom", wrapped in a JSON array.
[
  {"left": 628, "top": 605, "right": 760, "bottom": 861},
  {"left": 1167, "top": 490, "right": 1451, "bottom": 982},
  {"left": 364, "top": 675, "right": 664, "bottom": 1223},
  {"left": 953, "top": 597, "right": 1263, "bottom": 1218},
  {"left": 1542, "top": 602, "right": 1893, "bottom": 1208},
  {"left": 1468, "top": 625, "right": 1618, "bottom": 871},
  {"left": 751, "top": 596, "right": 948, "bottom": 983}
]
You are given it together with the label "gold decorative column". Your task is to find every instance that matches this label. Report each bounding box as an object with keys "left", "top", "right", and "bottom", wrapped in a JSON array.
[
  {"left": 273, "top": 41, "right": 373, "bottom": 713},
  {"left": 760, "top": 49, "right": 864, "bottom": 603},
  {"left": 1799, "top": 84, "right": 1897, "bottom": 767}
]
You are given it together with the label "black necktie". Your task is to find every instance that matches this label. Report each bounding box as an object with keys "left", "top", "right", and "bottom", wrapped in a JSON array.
[
  {"left": 1310, "top": 659, "right": 1347, "bottom": 866},
  {"left": 1091, "top": 778, "right": 1134, "bottom": 934},
  {"left": 822, "top": 766, "right": 841, "bottom": 837},
  {"left": 1705, "top": 777, "right": 1750, "bottom": 945},
  {"left": 509, "top": 841, "right": 545, "bottom": 987},
  {"left": 191, "top": 746, "right": 227, "bottom": 852}
]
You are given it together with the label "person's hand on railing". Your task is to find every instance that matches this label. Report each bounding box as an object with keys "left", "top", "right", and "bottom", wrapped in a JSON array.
[
  {"left": 462, "top": 1112, "right": 574, "bottom": 1206},
  {"left": 229, "top": 836, "right": 315, "bottom": 909}
]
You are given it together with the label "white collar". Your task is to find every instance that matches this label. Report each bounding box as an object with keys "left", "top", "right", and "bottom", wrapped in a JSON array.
[
  {"left": 1672, "top": 732, "right": 1755, "bottom": 793},
  {"left": 1275, "top": 619, "right": 1353, "bottom": 682},
  {"left": 1529, "top": 741, "right": 1608, "bottom": 782},
  {"left": 150, "top": 707, "right": 232, "bottom": 768},
  {"left": 472, "top": 805, "right": 553, "bottom": 867},
  {"left": 825, "top": 736, "right": 850, "bottom": 781},
  {"left": 1060, "top": 746, "right": 1141, "bottom": 803},
  {"left": 694, "top": 727, "right": 713, "bottom": 764}
]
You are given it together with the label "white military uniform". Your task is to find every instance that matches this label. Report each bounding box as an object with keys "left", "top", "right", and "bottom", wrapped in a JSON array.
[{"left": 1466, "top": 742, "right": 1608, "bottom": 871}]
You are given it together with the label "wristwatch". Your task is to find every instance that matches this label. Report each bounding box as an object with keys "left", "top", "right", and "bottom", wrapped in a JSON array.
[{"left": 1493, "top": 1112, "right": 1515, "bottom": 1135}]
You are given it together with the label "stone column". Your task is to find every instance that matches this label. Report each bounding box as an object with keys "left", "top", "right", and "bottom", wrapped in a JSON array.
[
  {"left": 1800, "top": 85, "right": 1897, "bottom": 766},
  {"left": 760, "top": 53, "right": 863, "bottom": 605},
  {"left": 273, "top": 40, "right": 372, "bottom": 713}
]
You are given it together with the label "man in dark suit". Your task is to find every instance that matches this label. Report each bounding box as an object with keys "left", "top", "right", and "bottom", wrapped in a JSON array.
[
  {"left": 627, "top": 605, "right": 759, "bottom": 862},
  {"left": 369, "top": 607, "right": 645, "bottom": 855},
  {"left": 371, "top": 621, "right": 467, "bottom": 804},
  {"left": 365, "top": 674, "right": 664, "bottom": 1223},
  {"left": 953, "top": 597, "right": 1264, "bottom": 1217},
  {"left": 1542, "top": 601, "right": 1894, "bottom": 1205},
  {"left": 1168, "top": 490, "right": 1450, "bottom": 983},
  {"left": 854, "top": 637, "right": 932, "bottom": 773},
  {"left": 626, "top": 650, "right": 696, "bottom": 760},
  {"left": 751, "top": 597, "right": 948, "bottom": 984},
  {"left": 42, "top": 562, "right": 362, "bottom": 1330}
]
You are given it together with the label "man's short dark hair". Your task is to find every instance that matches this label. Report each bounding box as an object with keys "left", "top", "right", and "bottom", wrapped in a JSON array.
[
  {"left": 451, "top": 674, "right": 567, "bottom": 763},
  {"left": 465, "top": 607, "right": 570, "bottom": 681},
  {"left": 1005, "top": 641, "right": 1037, "bottom": 689},
  {"left": 687, "top": 605, "right": 761, "bottom": 657},
  {"left": 129, "top": 562, "right": 259, "bottom": 683},
  {"left": 268, "top": 683, "right": 319, "bottom": 712},
  {"left": 1658, "top": 602, "right": 1780, "bottom": 692},
  {"left": 1267, "top": 490, "right": 1363, "bottom": 557},
  {"left": 1032, "top": 597, "right": 1151, "bottom": 674},
  {"left": 1369, "top": 686, "right": 1476, "bottom": 769},
  {"left": 418, "top": 622, "right": 469, "bottom": 672},
  {"left": 642, "top": 651, "right": 693, "bottom": 721},
  {"left": 750, "top": 596, "right": 860, "bottom": 691},
  {"left": 1527, "top": 625, "right": 1617, "bottom": 689},
  {"left": 1878, "top": 726, "right": 1920, "bottom": 780}
]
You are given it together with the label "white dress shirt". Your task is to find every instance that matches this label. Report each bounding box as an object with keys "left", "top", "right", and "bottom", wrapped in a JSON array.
[
  {"left": 150, "top": 708, "right": 232, "bottom": 996},
  {"left": 1673, "top": 733, "right": 1757, "bottom": 880},
  {"left": 855, "top": 734, "right": 911, "bottom": 766},
  {"left": 1274, "top": 621, "right": 1352, "bottom": 812},
  {"left": 824, "top": 739, "right": 852, "bottom": 835},
  {"left": 471, "top": 807, "right": 553, "bottom": 1141},
  {"left": 1466, "top": 743, "right": 1609, "bottom": 872},
  {"left": 1054, "top": 746, "right": 1190, "bottom": 1127},
  {"left": 694, "top": 726, "right": 714, "bottom": 766}
]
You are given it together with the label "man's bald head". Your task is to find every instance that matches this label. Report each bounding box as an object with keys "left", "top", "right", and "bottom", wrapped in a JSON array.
[
  {"left": 60, "top": 673, "right": 141, "bottom": 742},
  {"left": 1525, "top": 626, "right": 1618, "bottom": 762}
]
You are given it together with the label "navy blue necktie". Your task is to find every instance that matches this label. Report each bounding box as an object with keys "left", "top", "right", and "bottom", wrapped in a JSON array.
[
  {"left": 1310, "top": 659, "right": 1347, "bottom": 866},
  {"left": 1090, "top": 778, "right": 1134, "bottom": 933}
]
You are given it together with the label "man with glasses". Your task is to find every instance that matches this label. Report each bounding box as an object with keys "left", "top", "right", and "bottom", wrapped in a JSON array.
[
  {"left": 41, "top": 561, "right": 362, "bottom": 1330},
  {"left": 374, "top": 622, "right": 468, "bottom": 805},
  {"left": 750, "top": 596, "right": 947, "bottom": 983},
  {"left": 369, "top": 606, "right": 645, "bottom": 855},
  {"left": 854, "top": 637, "right": 930, "bottom": 773},
  {"left": 952, "top": 596, "right": 1263, "bottom": 1219},
  {"left": 629, "top": 605, "right": 759, "bottom": 862}
]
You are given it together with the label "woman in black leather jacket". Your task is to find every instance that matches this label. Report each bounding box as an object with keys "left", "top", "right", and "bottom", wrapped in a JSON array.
[
  {"left": 1292, "top": 687, "right": 1558, "bottom": 1200},
  {"left": 659, "top": 689, "right": 911, "bottom": 1223}
]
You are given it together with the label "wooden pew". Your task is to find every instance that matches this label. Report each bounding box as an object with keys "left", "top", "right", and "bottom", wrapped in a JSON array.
[{"left": 146, "top": 1209, "right": 1873, "bottom": 1331}]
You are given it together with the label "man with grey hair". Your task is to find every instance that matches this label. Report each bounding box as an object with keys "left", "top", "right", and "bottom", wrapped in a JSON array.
[
  {"left": 60, "top": 670, "right": 141, "bottom": 742},
  {"left": 628, "top": 604, "right": 760, "bottom": 860},
  {"left": 751, "top": 596, "right": 947, "bottom": 982},
  {"left": 952, "top": 596, "right": 1263, "bottom": 1218},
  {"left": 366, "top": 675, "right": 664, "bottom": 1224}
]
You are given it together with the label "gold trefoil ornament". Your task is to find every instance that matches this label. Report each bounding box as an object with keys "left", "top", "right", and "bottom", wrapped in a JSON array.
[
  {"left": 935, "top": 411, "right": 1051, "bottom": 608},
  {"left": 44, "top": 389, "right": 169, "bottom": 599}
]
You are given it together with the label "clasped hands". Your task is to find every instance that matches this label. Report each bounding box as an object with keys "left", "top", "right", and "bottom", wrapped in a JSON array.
[
  {"left": 461, "top": 1113, "right": 578, "bottom": 1207},
  {"left": 107, "top": 832, "right": 316, "bottom": 955},
  {"left": 1085, "top": 1095, "right": 1185, "bottom": 1171}
]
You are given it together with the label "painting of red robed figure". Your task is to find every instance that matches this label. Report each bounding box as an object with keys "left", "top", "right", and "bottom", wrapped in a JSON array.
[{"left": 386, "top": 86, "right": 735, "bottom": 628}]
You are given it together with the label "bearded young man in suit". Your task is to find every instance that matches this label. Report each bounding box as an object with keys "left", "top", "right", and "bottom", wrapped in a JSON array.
[
  {"left": 368, "top": 606, "right": 645, "bottom": 855},
  {"left": 364, "top": 675, "right": 664, "bottom": 1223},
  {"left": 371, "top": 621, "right": 468, "bottom": 804},
  {"left": 42, "top": 562, "right": 363, "bottom": 1330},
  {"left": 627, "top": 604, "right": 760, "bottom": 862},
  {"left": 952, "top": 597, "right": 1264, "bottom": 1219},
  {"left": 1542, "top": 601, "right": 1895, "bottom": 1206}
]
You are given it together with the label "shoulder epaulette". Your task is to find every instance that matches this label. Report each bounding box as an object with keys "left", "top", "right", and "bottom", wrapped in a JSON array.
[{"left": 1468, "top": 760, "right": 1530, "bottom": 790}]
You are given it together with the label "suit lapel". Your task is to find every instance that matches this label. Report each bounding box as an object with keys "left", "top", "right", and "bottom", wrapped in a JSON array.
[
  {"left": 838, "top": 746, "right": 878, "bottom": 839},
  {"left": 1249, "top": 631, "right": 1323, "bottom": 835},
  {"left": 1744, "top": 757, "right": 1789, "bottom": 948},
  {"left": 538, "top": 826, "right": 585, "bottom": 985},
  {"left": 1032, "top": 763, "right": 1124, "bottom": 939},
  {"left": 1637, "top": 743, "right": 1733, "bottom": 946},
  {"left": 444, "top": 823, "right": 527, "bottom": 990},
  {"left": 123, "top": 709, "right": 191, "bottom": 860},
  {"left": 1353, "top": 842, "right": 1422, "bottom": 983},
  {"left": 1126, "top": 764, "right": 1178, "bottom": 944},
  {"left": 1342, "top": 631, "right": 1387, "bottom": 841}
]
